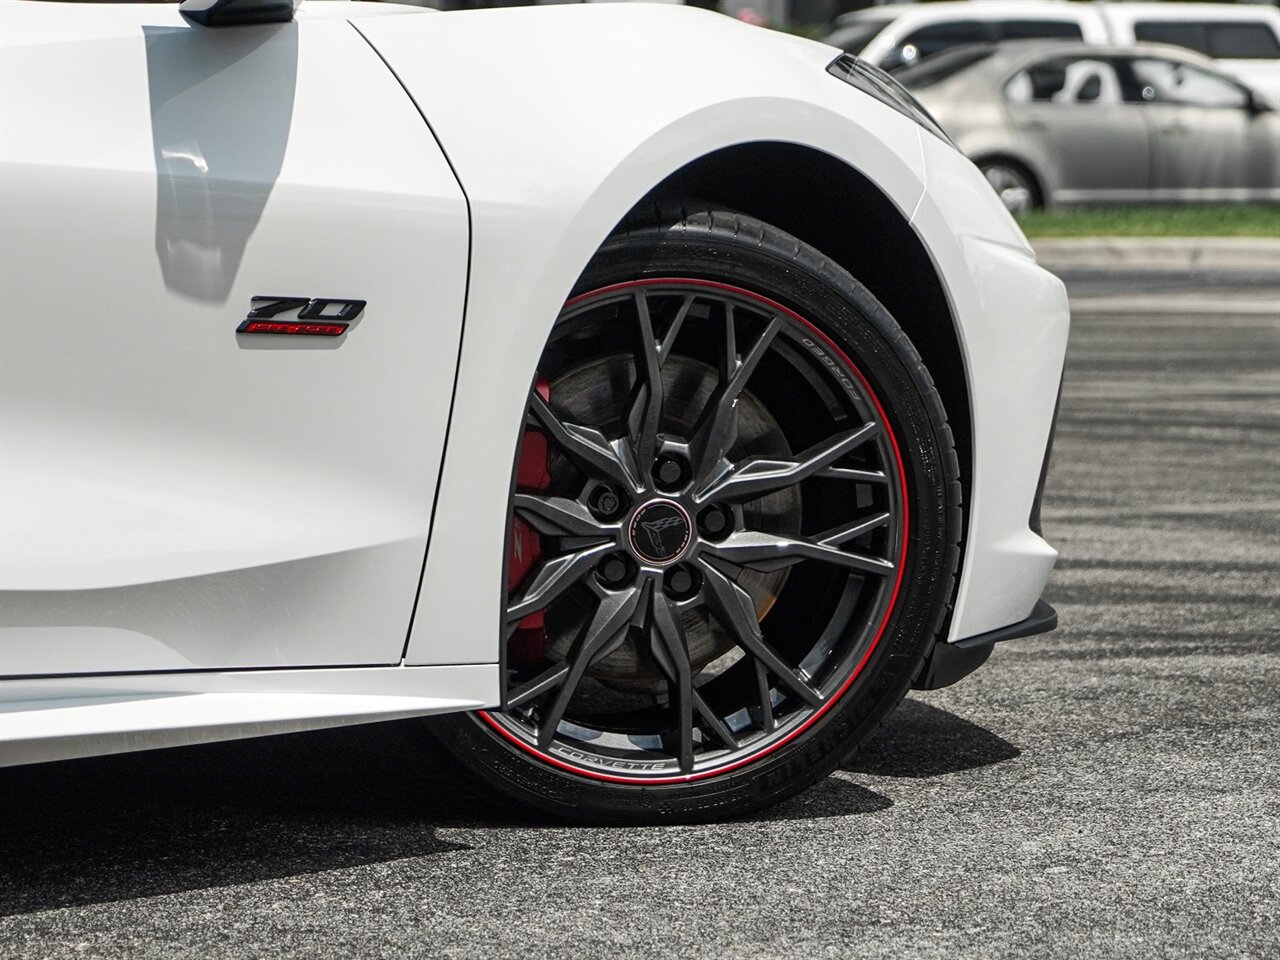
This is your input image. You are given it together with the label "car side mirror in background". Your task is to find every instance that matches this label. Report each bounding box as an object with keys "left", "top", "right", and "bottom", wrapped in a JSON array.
[{"left": 1246, "top": 91, "right": 1275, "bottom": 115}]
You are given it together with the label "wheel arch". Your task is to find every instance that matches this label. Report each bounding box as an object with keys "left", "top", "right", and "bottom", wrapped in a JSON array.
[{"left": 628, "top": 142, "right": 972, "bottom": 552}]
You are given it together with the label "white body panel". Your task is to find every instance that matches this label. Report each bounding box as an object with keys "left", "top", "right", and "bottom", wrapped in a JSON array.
[
  {"left": 0, "top": 3, "right": 469, "bottom": 674},
  {"left": 0, "top": 1, "right": 1067, "bottom": 765},
  {"left": 913, "top": 135, "right": 1067, "bottom": 634},
  {"left": 0, "top": 664, "right": 496, "bottom": 765}
]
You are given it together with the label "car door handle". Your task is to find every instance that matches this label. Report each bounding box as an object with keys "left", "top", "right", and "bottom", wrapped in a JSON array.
[
  {"left": 1021, "top": 117, "right": 1048, "bottom": 131},
  {"left": 1160, "top": 123, "right": 1190, "bottom": 135}
]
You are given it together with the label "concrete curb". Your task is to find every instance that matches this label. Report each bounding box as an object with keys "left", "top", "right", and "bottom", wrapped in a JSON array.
[{"left": 1032, "top": 236, "right": 1280, "bottom": 273}]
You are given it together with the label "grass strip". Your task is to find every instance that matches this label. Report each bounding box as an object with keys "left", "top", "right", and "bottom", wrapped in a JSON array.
[{"left": 1015, "top": 205, "right": 1280, "bottom": 238}]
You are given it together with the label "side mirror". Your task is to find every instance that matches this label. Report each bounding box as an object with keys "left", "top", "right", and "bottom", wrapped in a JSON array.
[
  {"left": 1247, "top": 91, "right": 1276, "bottom": 116},
  {"left": 180, "top": 0, "right": 296, "bottom": 27}
]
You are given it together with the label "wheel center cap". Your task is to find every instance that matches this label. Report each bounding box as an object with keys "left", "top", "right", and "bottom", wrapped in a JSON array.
[{"left": 628, "top": 499, "right": 692, "bottom": 565}]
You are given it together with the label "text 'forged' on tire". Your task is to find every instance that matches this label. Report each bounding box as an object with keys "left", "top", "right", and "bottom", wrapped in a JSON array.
[{"left": 430, "top": 203, "right": 962, "bottom": 824}]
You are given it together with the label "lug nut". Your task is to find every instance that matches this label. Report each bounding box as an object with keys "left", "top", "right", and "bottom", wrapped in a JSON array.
[
  {"left": 698, "top": 505, "right": 732, "bottom": 541},
  {"left": 653, "top": 455, "right": 687, "bottom": 490},
  {"left": 598, "top": 555, "right": 630, "bottom": 587},
  {"left": 591, "top": 486, "right": 622, "bottom": 518},
  {"left": 664, "top": 564, "right": 701, "bottom": 600}
]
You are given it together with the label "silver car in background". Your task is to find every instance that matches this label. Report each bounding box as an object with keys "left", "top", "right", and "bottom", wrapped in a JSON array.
[
  {"left": 898, "top": 41, "right": 1280, "bottom": 210},
  {"left": 824, "top": 3, "right": 1280, "bottom": 105}
]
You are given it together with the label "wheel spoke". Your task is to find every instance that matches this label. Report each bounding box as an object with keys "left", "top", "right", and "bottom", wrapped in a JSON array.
[
  {"left": 817, "top": 466, "right": 888, "bottom": 484},
  {"left": 692, "top": 691, "right": 740, "bottom": 751},
  {"left": 697, "top": 421, "right": 881, "bottom": 503},
  {"left": 506, "top": 541, "right": 615, "bottom": 623},
  {"left": 754, "top": 660, "right": 776, "bottom": 734},
  {"left": 507, "top": 661, "right": 570, "bottom": 710},
  {"left": 701, "top": 515, "right": 895, "bottom": 577},
  {"left": 649, "top": 604, "right": 739, "bottom": 755},
  {"left": 626, "top": 292, "right": 663, "bottom": 478},
  {"left": 688, "top": 312, "right": 786, "bottom": 488},
  {"left": 819, "top": 512, "right": 894, "bottom": 547},
  {"left": 648, "top": 581, "right": 695, "bottom": 773},
  {"left": 512, "top": 493, "right": 615, "bottom": 538},
  {"left": 537, "top": 583, "right": 644, "bottom": 749},
  {"left": 698, "top": 560, "right": 823, "bottom": 708},
  {"left": 720, "top": 304, "right": 737, "bottom": 382},
  {"left": 657, "top": 295, "right": 694, "bottom": 367},
  {"left": 628, "top": 291, "right": 662, "bottom": 474},
  {"left": 627, "top": 293, "right": 696, "bottom": 478},
  {"left": 528, "top": 389, "right": 641, "bottom": 493}
]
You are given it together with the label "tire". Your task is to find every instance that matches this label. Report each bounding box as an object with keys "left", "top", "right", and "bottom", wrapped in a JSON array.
[
  {"left": 430, "top": 203, "right": 961, "bottom": 824},
  {"left": 978, "top": 160, "right": 1040, "bottom": 213}
]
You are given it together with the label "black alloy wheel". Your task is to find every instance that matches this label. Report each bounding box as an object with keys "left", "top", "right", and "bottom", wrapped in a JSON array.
[{"left": 431, "top": 205, "right": 961, "bottom": 823}]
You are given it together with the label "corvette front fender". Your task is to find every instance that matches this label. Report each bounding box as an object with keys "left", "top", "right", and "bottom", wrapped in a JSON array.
[{"left": 354, "top": 6, "right": 934, "bottom": 665}]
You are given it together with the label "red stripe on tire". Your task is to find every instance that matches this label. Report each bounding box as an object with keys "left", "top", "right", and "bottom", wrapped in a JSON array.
[{"left": 480, "top": 278, "right": 911, "bottom": 785}]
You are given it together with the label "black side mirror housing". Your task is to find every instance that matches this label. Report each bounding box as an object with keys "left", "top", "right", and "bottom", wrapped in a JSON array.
[{"left": 180, "top": 0, "right": 296, "bottom": 27}]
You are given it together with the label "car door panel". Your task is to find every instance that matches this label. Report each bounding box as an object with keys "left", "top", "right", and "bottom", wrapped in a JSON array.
[
  {"left": 1143, "top": 103, "right": 1254, "bottom": 194},
  {"left": 1127, "top": 56, "right": 1260, "bottom": 197},
  {"left": 0, "top": 6, "right": 469, "bottom": 675},
  {"left": 1124, "top": 54, "right": 1280, "bottom": 200},
  {"left": 1004, "top": 56, "right": 1150, "bottom": 201}
]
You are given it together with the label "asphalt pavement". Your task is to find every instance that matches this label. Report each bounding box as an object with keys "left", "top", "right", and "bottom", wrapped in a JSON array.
[{"left": 1, "top": 268, "right": 1277, "bottom": 959}]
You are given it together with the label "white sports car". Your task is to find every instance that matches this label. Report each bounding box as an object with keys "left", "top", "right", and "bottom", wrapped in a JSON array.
[{"left": 0, "top": 0, "right": 1068, "bottom": 822}]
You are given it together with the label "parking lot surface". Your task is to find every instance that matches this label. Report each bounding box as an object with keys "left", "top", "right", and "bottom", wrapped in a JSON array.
[{"left": 1, "top": 270, "right": 1277, "bottom": 959}]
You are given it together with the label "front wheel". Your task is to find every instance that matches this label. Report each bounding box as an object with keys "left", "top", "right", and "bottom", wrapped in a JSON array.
[{"left": 431, "top": 206, "right": 961, "bottom": 824}]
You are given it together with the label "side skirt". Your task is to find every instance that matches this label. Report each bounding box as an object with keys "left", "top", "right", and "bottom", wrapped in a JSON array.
[{"left": 0, "top": 664, "right": 499, "bottom": 766}]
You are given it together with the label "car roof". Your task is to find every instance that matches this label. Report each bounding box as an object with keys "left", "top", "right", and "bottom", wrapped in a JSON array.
[
  {"left": 1101, "top": 3, "right": 1280, "bottom": 24},
  {"left": 837, "top": 1, "right": 1088, "bottom": 26},
  {"left": 836, "top": 1, "right": 1280, "bottom": 29}
]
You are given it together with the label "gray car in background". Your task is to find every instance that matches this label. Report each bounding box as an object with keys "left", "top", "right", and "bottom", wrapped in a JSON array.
[{"left": 898, "top": 41, "right": 1280, "bottom": 210}]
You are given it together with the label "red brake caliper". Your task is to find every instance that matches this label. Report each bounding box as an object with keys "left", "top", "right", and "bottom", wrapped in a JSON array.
[{"left": 507, "top": 376, "right": 552, "bottom": 664}]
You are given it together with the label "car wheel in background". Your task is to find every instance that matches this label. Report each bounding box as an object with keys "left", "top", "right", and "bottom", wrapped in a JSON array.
[
  {"left": 979, "top": 160, "right": 1040, "bottom": 213},
  {"left": 430, "top": 205, "right": 962, "bottom": 824}
]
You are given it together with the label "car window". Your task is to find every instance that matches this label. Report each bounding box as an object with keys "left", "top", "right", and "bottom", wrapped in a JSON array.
[
  {"left": 1208, "top": 23, "right": 1280, "bottom": 60},
  {"left": 1005, "top": 57, "right": 1123, "bottom": 105},
  {"left": 1134, "top": 21, "right": 1209, "bottom": 56},
  {"left": 1129, "top": 57, "right": 1250, "bottom": 108},
  {"left": 1134, "top": 21, "right": 1280, "bottom": 61},
  {"left": 882, "top": 21, "right": 988, "bottom": 71},
  {"left": 997, "top": 20, "right": 1084, "bottom": 42}
]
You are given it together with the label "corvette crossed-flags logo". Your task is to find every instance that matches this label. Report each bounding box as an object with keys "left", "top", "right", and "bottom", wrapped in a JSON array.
[{"left": 639, "top": 515, "right": 686, "bottom": 555}]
